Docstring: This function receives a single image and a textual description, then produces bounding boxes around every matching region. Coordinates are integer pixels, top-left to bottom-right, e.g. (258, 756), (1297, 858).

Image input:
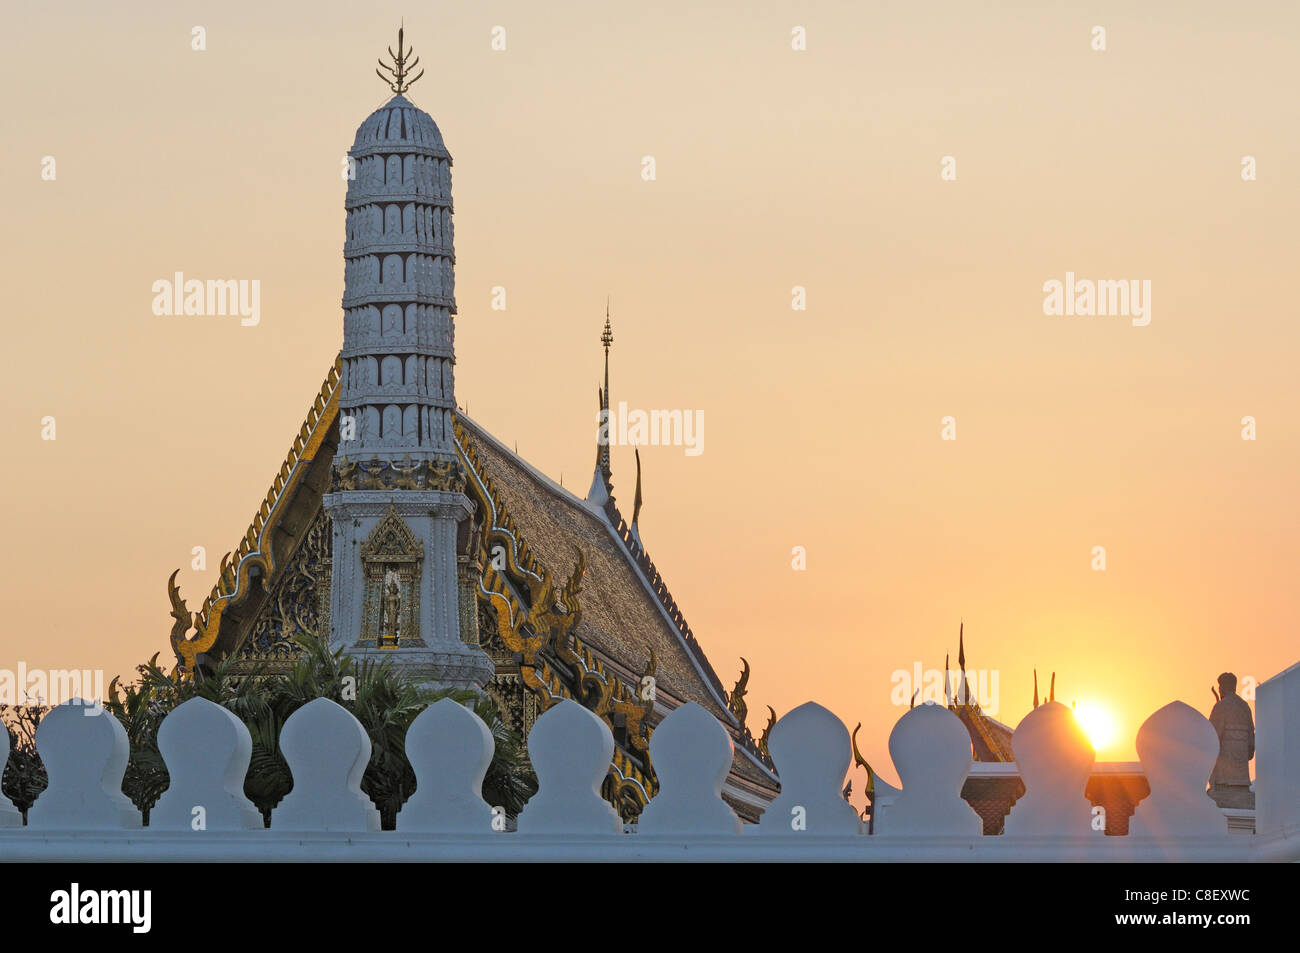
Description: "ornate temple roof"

(456, 414), (779, 799)
(167, 357), (780, 819)
(955, 706), (1016, 762)
(165, 30), (779, 818)
(458, 415), (732, 722)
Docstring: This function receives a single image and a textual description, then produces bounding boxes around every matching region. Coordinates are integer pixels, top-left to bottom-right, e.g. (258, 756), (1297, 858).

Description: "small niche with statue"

(358, 506), (424, 649)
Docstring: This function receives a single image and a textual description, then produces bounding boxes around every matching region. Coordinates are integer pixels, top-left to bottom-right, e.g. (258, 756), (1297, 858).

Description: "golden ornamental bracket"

(168, 570), (214, 678)
(758, 705), (777, 759)
(851, 722), (875, 801)
(729, 657), (750, 725)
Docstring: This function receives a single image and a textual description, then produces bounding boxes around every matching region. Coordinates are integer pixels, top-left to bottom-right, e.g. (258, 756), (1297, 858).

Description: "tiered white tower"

(322, 33), (492, 690)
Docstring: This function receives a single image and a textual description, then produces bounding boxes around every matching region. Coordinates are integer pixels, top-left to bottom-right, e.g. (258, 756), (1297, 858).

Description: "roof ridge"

(595, 496), (775, 773)
(599, 494), (729, 701)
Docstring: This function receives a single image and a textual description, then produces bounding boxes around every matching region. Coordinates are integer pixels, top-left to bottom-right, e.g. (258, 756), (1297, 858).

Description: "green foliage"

(5, 634), (541, 830)
(0, 703), (48, 822)
(476, 694), (538, 815)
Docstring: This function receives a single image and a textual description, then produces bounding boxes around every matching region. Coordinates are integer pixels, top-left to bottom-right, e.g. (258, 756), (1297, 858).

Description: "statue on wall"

(357, 506), (424, 649)
(1208, 672), (1255, 809)
(379, 568), (402, 648)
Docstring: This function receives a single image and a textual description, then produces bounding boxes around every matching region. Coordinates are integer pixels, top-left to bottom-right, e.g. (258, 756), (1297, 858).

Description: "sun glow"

(1072, 702), (1118, 752)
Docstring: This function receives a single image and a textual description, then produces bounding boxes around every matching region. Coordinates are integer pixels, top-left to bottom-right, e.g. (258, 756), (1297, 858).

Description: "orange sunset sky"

(3, 1), (1298, 795)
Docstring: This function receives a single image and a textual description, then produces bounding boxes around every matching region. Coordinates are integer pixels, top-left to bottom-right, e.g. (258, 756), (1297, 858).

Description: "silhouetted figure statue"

(1208, 672), (1255, 809)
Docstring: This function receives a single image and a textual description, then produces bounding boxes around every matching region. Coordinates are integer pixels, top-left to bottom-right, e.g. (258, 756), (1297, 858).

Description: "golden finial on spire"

(601, 298), (613, 352)
(376, 23), (424, 95)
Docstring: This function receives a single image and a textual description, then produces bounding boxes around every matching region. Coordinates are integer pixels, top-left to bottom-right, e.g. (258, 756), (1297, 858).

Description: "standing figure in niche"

(379, 568), (402, 648)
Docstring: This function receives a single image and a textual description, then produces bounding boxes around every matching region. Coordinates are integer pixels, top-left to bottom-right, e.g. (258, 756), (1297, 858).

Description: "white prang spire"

(321, 32), (492, 691)
(338, 92), (457, 461)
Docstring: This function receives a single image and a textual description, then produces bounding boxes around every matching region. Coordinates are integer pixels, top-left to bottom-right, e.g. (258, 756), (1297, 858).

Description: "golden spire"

(376, 23), (424, 95)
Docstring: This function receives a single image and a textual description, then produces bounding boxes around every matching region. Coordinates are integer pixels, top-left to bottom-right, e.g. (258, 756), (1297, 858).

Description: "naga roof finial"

(851, 724), (877, 829)
(376, 22), (424, 95)
(631, 448), (643, 530)
(729, 657), (750, 725)
(851, 722), (876, 807)
(758, 705), (777, 759)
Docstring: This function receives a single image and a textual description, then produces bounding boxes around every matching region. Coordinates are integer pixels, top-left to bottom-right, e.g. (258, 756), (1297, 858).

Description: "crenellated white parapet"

(1129, 701), (1229, 839)
(1002, 701), (1098, 837)
(399, 698), (495, 833)
(150, 698), (261, 831)
(26, 699), (140, 830)
(638, 702), (741, 835)
(516, 700), (623, 835)
(1, 675), (1297, 861)
(876, 702), (982, 837)
(273, 698), (381, 832)
(756, 701), (863, 835)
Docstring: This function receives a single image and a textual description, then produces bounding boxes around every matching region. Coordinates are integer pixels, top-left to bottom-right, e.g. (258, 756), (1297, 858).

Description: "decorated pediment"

(361, 505), (423, 563)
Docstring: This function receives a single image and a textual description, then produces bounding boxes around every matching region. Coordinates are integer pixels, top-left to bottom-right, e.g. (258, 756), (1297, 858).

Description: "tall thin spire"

(957, 621), (967, 705)
(588, 304), (616, 505)
(324, 65), (492, 691)
(600, 300), (613, 482)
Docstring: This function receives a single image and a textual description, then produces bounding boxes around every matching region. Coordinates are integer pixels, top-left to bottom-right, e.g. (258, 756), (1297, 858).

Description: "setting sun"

(1073, 703), (1119, 752)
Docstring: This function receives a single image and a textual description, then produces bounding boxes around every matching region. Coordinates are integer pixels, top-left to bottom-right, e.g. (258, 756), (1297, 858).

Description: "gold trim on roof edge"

(171, 358), (343, 676)
(953, 701), (1015, 762)
(454, 418), (656, 801)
